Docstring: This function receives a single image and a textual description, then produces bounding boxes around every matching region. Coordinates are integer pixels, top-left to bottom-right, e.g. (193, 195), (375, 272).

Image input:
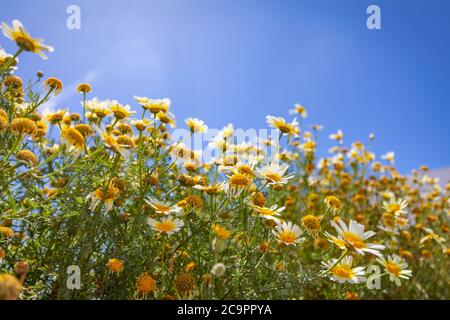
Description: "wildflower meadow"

(0, 19), (448, 300)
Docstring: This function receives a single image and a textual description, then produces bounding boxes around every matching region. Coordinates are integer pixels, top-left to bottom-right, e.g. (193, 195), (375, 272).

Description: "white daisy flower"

(321, 255), (365, 284)
(325, 219), (385, 257)
(147, 216), (184, 235)
(145, 197), (181, 215)
(377, 254), (412, 286)
(272, 221), (304, 245)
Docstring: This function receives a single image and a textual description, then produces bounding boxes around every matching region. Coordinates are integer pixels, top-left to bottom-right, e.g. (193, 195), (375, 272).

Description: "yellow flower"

(107, 258), (124, 273)
(289, 103), (307, 118)
(1, 19), (54, 59)
(301, 215), (321, 238)
(136, 273), (156, 296)
(77, 83), (92, 93)
(175, 274), (196, 296)
(16, 149), (38, 166)
(43, 77), (63, 96)
(324, 196), (343, 214)
(147, 216), (184, 235)
(61, 127), (85, 154)
(0, 227), (14, 238)
(10, 117), (36, 136)
(0, 273), (22, 300)
(213, 224), (231, 240)
(109, 101), (135, 120)
(266, 115), (299, 139)
(185, 117), (208, 133)
(272, 221), (304, 245)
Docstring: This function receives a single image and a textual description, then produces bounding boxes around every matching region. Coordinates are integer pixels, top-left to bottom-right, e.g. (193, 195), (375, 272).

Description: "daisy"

(266, 115), (299, 140)
(256, 162), (293, 185)
(382, 198), (408, 216)
(134, 96), (171, 114)
(289, 103), (308, 118)
(377, 254), (412, 286)
(329, 129), (343, 144)
(185, 117), (208, 133)
(324, 195), (343, 215)
(109, 101), (135, 120)
(381, 151), (395, 164)
(321, 256), (365, 284)
(61, 127), (84, 155)
(87, 183), (120, 213)
(147, 216), (184, 235)
(272, 221), (304, 245)
(145, 197), (181, 215)
(420, 228), (446, 246)
(224, 173), (251, 198)
(1, 19), (54, 59)
(325, 219), (385, 257)
(194, 184), (225, 195)
(250, 204), (284, 223)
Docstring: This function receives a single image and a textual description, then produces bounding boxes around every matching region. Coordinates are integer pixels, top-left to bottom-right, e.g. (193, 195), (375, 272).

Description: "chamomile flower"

(377, 254), (412, 286)
(185, 117), (208, 133)
(321, 256), (365, 284)
(256, 162), (293, 185)
(381, 151), (395, 164)
(1, 19), (54, 59)
(382, 198), (408, 216)
(250, 204), (284, 223)
(329, 129), (343, 144)
(134, 96), (171, 113)
(109, 101), (135, 120)
(266, 115), (299, 140)
(147, 216), (184, 235)
(289, 103), (307, 118)
(325, 219), (385, 257)
(272, 221), (304, 245)
(145, 197), (181, 215)
(87, 183), (120, 213)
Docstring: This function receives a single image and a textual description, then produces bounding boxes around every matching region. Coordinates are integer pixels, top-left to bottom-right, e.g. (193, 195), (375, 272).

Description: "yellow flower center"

(388, 203), (401, 213)
(230, 174), (249, 186)
(16, 36), (36, 52)
(279, 231), (297, 244)
(156, 221), (176, 233)
(265, 173), (282, 182)
(342, 232), (366, 249)
(154, 204), (171, 212)
(332, 265), (354, 279)
(385, 262), (401, 276)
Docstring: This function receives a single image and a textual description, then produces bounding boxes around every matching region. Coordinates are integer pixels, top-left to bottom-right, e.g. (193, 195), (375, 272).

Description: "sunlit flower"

(145, 197), (181, 215)
(107, 258), (124, 273)
(301, 215), (321, 238)
(43, 77), (63, 95)
(16, 149), (38, 166)
(321, 256), (365, 284)
(324, 196), (343, 215)
(272, 221), (304, 245)
(1, 19), (54, 59)
(325, 219), (385, 257)
(377, 254), (412, 286)
(147, 216), (184, 235)
(213, 224), (231, 240)
(329, 129), (343, 144)
(225, 173), (251, 197)
(250, 204), (284, 223)
(381, 151), (395, 164)
(266, 115), (299, 139)
(87, 183), (120, 213)
(10, 117), (36, 136)
(109, 101), (135, 120)
(194, 184), (224, 195)
(289, 103), (307, 118)
(256, 162), (293, 185)
(134, 96), (171, 113)
(61, 127), (84, 154)
(185, 117), (208, 133)
(136, 273), (156, 297)
(382, 198), (408, 216)
(77, 83), (91, 93)
(419, 228), (446, 246)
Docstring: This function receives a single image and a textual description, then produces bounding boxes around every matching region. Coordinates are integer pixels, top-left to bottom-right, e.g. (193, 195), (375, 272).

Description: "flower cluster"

(0, 20), (448, 300)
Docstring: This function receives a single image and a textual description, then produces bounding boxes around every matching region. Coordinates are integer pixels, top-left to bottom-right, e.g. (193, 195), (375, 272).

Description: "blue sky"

(1, 0), (449, 173)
